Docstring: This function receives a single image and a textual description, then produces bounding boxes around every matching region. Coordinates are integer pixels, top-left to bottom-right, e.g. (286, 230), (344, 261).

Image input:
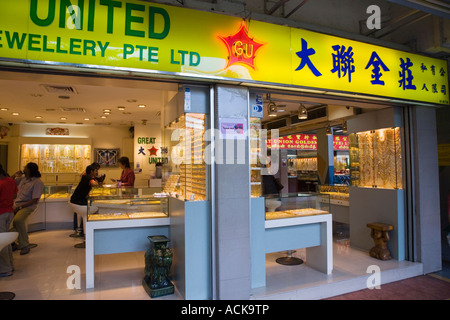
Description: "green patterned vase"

(142, 235), (174, 298)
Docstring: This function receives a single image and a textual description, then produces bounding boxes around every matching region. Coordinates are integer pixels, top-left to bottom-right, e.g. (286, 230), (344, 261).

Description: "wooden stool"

(367, 222), (393, 260)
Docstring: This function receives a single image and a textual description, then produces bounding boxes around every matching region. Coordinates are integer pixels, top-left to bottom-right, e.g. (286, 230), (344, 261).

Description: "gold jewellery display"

(349, 127), (402, 189)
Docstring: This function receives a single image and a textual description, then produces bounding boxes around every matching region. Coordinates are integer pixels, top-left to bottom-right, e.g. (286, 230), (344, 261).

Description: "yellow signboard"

(0, 0), (448, 105)
(438, 144), (450, 166)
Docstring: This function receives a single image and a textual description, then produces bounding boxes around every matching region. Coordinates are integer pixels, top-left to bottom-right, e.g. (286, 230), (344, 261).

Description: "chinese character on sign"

(295, 38), (322, 77)
(422, 84), (429, 91)
(398, 57), (416, 90)
(430, 65), (436, 75)
(365, 51), (390, 85)
(442, 85), (447, 95)
(331, 45), (355, 82)
(420, 63), (427, 72)
(440, 67), (446, 77)
(138, 147), (146, 155)
(432, 84), (438, 93)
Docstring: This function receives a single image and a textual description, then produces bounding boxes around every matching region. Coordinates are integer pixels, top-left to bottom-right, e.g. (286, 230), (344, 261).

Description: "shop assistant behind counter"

(111, 156), (135, 187)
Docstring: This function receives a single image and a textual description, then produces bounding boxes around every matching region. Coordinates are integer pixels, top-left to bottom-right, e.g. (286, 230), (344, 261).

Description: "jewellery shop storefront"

(0, 0), (447, 300)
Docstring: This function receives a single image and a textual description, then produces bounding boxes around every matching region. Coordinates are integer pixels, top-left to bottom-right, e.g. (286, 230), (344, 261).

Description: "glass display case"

(163, 113), (208, 201)
(20, 144), (91, 173)
(87, 191), (169, 221)
(318, 185), (349, 201)
(250, 117), (262, 198)
(264, 192), (330, 221)
(349, 127), (402, 189)
(41, 184), (74, 201)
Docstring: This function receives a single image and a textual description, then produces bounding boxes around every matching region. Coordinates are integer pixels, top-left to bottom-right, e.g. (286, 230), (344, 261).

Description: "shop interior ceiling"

(0, 70), (390, 130)
(259, 92), (389, 131)
(0, 71), (179, 127)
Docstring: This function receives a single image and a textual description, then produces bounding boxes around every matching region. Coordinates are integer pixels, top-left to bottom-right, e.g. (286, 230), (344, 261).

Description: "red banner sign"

(267, 134), (349, 150)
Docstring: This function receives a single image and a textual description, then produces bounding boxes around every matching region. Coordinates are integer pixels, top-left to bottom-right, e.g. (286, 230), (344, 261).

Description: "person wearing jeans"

(10, 162), (44, 255)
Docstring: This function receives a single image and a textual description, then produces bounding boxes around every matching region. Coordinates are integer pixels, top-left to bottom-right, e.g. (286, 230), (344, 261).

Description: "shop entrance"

(0, 70), (213, 299)
(249, 89), (414, 297)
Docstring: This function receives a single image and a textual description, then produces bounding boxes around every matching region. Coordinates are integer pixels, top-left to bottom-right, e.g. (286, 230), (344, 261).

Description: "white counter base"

(251, 197), (333, 289)
(85, 217), (170, 289)
(265, 214), (333, 275)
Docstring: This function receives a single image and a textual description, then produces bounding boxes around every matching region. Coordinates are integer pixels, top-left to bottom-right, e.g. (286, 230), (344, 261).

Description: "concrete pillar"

(214, 85), (251, 299)
(412, 106), (441, 273)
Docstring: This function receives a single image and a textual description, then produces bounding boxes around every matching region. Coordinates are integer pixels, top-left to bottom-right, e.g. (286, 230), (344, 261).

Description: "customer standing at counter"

(90, 162), (106, 184)
(10, 162), (44, 255)
(69, 164), (99, 248)
(0, 164), (17, 276)
(70, 162), (105, 238)
(112, 156), (135, 187)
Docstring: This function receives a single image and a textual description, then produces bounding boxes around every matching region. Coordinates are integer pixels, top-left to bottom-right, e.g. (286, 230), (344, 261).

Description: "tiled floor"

(0, 230), (180, 300)
(0, 229), (444, 300)
(251, 239), (424, 299)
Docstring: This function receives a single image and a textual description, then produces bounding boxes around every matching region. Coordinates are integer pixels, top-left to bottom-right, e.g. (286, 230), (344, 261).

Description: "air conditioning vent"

(60, 107), (86, 113)
(94, 122), (111, 126)
(42, 85), (78, 94)
(25, 120), (44, 124)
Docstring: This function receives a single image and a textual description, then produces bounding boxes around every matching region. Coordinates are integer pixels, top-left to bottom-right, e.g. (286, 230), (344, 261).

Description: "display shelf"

(318, 185), (349, 204)
(41, 184), (74, 201)
(87, 190), (168, 222)
(349, 127), (402, 189)
(20, 143), (91, 174)
(250, 118), (262, 198)
(264, 192), (330, 221)
(163, 113), (208, 201)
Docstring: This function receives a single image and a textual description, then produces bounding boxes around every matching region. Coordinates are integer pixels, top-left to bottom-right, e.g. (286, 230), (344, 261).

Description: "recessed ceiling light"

(84, 118), (90, 121)
(117, 106), (125, 111)
(101, 115), (107, 119)
(12, 112), (19, 116)
(60, 117), (67, 120)
(127, 99), (137, 103)
(1, 108), (9, 111)
(138, 104), (146, 108)
(103, 109), (111, 112)
(103, 111), (111, 115)
(35, 116), (42, 119)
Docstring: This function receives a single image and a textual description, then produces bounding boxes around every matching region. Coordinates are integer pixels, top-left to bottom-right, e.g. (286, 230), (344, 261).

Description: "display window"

(251, 89), (406, 265)
(349, 127), (402, 189)
(162, 113), (209, 201)
(20, 144), (91, 173)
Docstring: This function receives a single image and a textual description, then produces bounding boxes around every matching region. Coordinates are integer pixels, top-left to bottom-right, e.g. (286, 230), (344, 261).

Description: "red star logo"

(148, 146), (158, 156)
(219, 22), (264, 69)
